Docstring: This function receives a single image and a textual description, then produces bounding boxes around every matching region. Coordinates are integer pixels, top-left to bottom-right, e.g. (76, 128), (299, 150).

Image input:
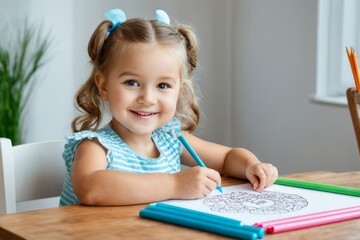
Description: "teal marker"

(173, 128), (223, 193)
(152, 203), (242, 227)
(139, 207), (261, 240)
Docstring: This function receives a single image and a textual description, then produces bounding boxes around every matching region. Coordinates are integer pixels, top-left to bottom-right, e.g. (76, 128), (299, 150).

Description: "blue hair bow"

(156, 9), (170, 25)
(105, 9), (126, 36)
(104, 9), (170, 38)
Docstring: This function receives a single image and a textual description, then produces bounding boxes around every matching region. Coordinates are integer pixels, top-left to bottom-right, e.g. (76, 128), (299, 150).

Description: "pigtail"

(71, 73), (102, 132)
(177, 24), (198, 74)
(176, 80), (200, 132)
(88, 21), (112, 66)
(175, 24), (200, 132)
(71, 21), (111, 132)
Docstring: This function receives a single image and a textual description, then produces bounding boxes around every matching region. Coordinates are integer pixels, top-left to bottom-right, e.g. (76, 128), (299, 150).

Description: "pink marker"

(253, 205), (360, 229)
(266, 209), (360, 233)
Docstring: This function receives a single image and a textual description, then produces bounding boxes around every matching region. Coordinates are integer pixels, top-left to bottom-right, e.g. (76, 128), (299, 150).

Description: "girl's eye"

(125, 80), (139, 87)
(158, 82), (170, 89)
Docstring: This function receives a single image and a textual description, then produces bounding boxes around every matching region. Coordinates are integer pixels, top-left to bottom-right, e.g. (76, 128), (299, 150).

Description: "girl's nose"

(137, 88), (157, 105)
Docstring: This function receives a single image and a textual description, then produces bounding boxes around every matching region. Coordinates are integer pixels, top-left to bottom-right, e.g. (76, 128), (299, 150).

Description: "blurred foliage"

(0, 23), (51, 145)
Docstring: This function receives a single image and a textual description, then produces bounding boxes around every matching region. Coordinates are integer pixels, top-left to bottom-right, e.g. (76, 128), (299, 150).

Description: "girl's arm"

(71, 139), (221, 206)
(181, 132), (278, 191)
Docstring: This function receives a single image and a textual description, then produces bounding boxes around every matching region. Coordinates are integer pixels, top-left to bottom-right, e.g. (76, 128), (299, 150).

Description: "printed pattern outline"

(203, 191), (308, 215)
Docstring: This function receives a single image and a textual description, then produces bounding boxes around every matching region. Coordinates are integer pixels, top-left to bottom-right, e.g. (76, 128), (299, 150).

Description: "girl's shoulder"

(62, 125), (118, 168)
(64, 125), (115, 152)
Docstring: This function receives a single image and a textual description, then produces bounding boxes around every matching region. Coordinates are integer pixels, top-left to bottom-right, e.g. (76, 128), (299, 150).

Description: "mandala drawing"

(203, 191), (308, 215)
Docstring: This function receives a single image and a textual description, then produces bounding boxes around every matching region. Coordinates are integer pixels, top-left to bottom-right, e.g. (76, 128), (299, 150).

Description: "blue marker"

(173, 128), (223, 193)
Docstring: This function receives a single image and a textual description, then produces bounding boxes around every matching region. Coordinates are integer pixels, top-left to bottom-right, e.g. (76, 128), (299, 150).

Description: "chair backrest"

(346, 87), (360, 156)
(0, 138), (66, 214)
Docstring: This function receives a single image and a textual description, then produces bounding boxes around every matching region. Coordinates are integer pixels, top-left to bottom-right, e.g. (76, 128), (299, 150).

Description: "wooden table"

(0, 171), (359, 240)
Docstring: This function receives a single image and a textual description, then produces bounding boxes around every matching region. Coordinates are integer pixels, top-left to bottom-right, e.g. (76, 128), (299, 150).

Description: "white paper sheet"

(161, 184), (360, 225)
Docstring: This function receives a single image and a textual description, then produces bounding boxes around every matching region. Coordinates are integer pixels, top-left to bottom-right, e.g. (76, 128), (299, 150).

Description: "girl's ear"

(95, 73), (108, 100)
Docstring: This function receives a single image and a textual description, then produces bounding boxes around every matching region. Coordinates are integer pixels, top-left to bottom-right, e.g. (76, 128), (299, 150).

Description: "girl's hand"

(172, 166), (221, 199)
(245, 163), (278, 191)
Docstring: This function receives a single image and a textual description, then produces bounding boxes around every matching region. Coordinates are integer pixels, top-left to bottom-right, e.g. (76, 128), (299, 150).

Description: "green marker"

(275, 178), (360, 197)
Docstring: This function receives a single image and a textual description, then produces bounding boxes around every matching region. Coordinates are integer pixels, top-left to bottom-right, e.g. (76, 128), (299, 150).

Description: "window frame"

(315, 0), (359, 105)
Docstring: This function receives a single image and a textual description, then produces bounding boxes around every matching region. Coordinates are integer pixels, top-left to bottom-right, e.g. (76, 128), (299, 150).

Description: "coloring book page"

(161, 183), (360, 225)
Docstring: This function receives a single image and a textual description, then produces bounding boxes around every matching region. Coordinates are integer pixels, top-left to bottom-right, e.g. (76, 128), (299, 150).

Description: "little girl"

(60, 9), (278, 206)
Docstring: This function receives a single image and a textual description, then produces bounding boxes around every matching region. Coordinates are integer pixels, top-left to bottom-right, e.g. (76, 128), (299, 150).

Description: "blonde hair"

(72, 18), (200, 132)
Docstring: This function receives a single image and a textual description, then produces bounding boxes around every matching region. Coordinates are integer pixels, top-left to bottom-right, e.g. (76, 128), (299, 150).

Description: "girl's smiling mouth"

(130, 110), (158, 119)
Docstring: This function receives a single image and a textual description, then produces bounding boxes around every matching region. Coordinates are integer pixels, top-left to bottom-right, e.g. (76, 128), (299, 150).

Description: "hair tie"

(105, 9), (126, 37)
(156, 9), (170, 25)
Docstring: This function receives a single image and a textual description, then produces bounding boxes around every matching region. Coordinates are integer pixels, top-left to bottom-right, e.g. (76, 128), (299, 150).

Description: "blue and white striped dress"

(59, 118), (182, 206)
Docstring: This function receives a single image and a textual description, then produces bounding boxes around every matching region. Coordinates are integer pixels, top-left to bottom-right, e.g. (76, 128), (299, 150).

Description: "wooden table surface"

(0, 171), (359, 240)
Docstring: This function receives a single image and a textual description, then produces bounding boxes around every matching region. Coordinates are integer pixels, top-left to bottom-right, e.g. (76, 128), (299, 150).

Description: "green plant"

(0, 23), (51, 145)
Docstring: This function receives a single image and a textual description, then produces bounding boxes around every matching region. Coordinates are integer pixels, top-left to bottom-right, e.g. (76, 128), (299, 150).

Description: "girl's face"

(97, 44), (182, 139)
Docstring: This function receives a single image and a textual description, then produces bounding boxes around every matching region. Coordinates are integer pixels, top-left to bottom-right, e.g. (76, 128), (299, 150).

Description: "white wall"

(232, 0), (360, 174)
(1, 0), (359, 174)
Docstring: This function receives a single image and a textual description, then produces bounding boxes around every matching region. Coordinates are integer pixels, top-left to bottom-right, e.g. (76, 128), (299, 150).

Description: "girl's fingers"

(247, 163), (278, 191)
(267, 165), (279, 186)
(206, 168), (222, 189)
(247, 174), (260, 190)
(253, 166), (267, 190)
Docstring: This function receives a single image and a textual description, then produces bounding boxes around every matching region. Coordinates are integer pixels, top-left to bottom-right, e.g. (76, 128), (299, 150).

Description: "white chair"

(0, 138), (66, 214)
